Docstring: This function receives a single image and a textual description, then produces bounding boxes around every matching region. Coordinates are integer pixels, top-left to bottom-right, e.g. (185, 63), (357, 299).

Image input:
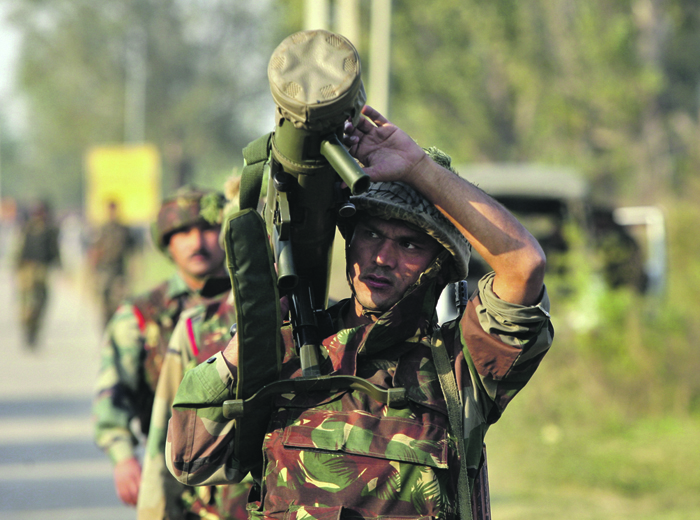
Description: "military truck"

(438, 164), (666, 322)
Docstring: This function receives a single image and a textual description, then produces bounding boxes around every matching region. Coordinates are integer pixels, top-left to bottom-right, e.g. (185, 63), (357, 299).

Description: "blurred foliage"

(4, 0), (700, 210)
(528, 191), (700, 423)
(390, 0), (700, 206)
(2, 0), (278, 209)
(481, 190), (700, 517)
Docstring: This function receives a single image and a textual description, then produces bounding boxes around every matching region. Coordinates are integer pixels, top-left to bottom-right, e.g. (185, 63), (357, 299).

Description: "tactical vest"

(253, 281), (465, 520)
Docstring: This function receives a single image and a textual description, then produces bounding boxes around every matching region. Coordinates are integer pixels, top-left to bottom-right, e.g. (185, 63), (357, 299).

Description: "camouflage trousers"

(16, 262), (49, 347)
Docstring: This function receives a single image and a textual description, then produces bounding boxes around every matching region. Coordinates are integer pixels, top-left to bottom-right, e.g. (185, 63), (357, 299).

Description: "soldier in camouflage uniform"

(137, 267), (251, 520)
(15, 200), (61, 348)
(93, 186), (228, 509)
(165, 106), (554, 520)
(135, 280), (248, 519)
(89, 200), (137, 326)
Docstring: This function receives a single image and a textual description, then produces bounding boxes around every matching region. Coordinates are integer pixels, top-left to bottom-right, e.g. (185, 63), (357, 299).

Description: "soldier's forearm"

(410, 158), (546, 305)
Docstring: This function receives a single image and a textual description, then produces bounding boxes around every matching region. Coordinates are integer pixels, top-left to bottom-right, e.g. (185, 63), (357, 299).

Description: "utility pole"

(304, 0), (330, 30)
(368, 0), (391, 117)
(304, 0), (392, 117)
(0, 123), (3, 219)
(334, 0), (360, 47)
(124, 26), (147, 143)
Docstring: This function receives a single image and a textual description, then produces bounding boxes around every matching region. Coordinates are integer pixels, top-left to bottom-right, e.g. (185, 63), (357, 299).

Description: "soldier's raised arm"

(343, 105), (546, 305)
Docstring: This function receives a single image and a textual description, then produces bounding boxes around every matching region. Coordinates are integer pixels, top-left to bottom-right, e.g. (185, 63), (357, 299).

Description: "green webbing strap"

(222, 375), (408, 419)
(223, 208), (281, 471)
(239, 132), (273, 211)
(225, 208), (281, 397)
(431, 330), (473, 520)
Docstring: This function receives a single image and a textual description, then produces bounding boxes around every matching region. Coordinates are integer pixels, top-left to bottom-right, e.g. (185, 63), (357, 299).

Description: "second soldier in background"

(93, 186), (248, 518)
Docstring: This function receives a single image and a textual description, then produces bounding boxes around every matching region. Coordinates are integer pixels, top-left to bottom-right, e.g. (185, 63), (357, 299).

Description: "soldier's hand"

(343, 105), (429, 185)
(114, 456), (141, 506)
(223, 333), (239, 369)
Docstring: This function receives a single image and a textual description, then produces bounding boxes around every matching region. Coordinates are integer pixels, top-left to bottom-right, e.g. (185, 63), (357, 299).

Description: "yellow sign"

(85, 144), (161, 225)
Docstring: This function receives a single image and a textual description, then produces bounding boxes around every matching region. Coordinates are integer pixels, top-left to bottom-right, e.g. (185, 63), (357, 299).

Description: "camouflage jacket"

(91, 220), (135, 274)
(92, 274), (231, 465)
(166, 270), (553, 520)
(138, 292), (252, 520)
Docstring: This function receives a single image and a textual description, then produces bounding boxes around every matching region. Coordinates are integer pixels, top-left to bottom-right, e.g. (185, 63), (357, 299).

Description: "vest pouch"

(281, 409), (449, 468)
(253, 506), (438, 520)
(223, 209), (282, 471)
(250, 505), (344, 520)
(259, 408), (448, 519)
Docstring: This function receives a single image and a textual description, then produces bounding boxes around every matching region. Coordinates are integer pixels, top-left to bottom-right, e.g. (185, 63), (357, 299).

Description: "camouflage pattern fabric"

(93, 275), (231, 465)
(165, 267), (553, 520)
(138, 291), (253, 520)
(92, 274), (194, 465)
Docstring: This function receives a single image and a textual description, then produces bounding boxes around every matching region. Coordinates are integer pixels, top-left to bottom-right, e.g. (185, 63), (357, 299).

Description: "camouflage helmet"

(345, 148), (471, 283)
(152, 185), (226, 252)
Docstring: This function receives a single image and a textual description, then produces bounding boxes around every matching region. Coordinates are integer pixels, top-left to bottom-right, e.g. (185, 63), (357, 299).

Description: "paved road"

(0, 248), (134, 519)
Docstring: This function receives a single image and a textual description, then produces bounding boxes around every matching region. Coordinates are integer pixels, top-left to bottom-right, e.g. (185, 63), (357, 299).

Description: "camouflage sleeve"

(92, 303), (144, 464)
(458, 270), (553, 419)
(165, 351), (245, 487)
(137, 319), (191, 520)
(446, 271), (553, 475)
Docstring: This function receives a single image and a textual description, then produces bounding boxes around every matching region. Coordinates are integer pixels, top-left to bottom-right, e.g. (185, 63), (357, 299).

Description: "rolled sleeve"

(458, 272), (554, 419)
(172, 351), (236, 412)
(476, 272), (551, 336)
(474, 271), (553, 365)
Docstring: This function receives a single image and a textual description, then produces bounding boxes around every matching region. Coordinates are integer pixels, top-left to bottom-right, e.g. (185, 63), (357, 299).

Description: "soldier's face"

(168, 223), (225, 287)
(346, 217), (442, 313)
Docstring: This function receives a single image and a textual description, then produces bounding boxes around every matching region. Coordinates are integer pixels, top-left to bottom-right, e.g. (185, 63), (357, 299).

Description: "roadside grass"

(488, 404), (700, 519)
(485, 308), (700, 520)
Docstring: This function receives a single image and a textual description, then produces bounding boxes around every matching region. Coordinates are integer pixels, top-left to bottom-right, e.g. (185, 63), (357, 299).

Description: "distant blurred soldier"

(93, 186), (228, 509)
(89, 200), (136, 326)
(15, 200), (61, 348)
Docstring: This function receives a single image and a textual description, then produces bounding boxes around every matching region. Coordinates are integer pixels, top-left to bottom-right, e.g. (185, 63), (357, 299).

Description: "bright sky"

(0, 4), (24, 132)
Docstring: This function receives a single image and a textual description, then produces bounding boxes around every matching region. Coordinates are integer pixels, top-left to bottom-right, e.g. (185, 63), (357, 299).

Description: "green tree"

(6, 0), (276, 209)
(390, 1), (665, 200)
